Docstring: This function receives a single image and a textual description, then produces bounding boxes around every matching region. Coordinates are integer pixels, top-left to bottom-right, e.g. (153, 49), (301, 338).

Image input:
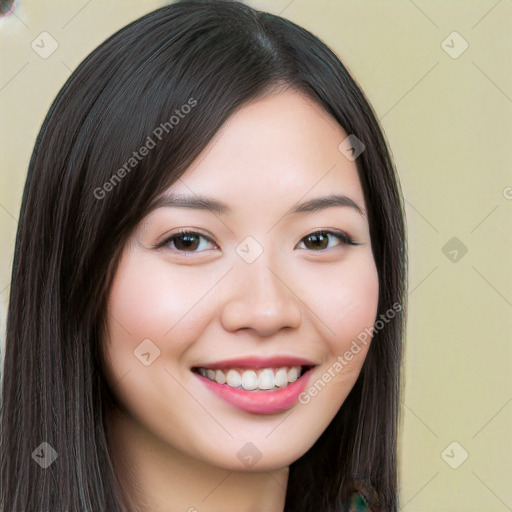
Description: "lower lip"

(194, 368), (314, 415)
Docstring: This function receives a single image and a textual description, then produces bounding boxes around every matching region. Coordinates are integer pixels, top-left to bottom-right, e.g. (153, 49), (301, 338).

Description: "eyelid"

(153, 229), (218, 252)
(295, 229), (360, 249)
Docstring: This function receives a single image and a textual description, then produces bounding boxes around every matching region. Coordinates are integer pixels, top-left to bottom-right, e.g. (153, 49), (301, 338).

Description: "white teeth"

(274, 368), (288, 388)
(226, 369), (242, 388)
(258, 368), (275, 390)
(241, 370), (258, 390)
(287, 367), (299, 382)
(198, 365), (304, 391)
(215, 369), (226, 385)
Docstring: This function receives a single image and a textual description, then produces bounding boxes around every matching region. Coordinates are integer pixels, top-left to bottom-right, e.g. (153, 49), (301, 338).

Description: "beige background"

(1, 1), (511, 510)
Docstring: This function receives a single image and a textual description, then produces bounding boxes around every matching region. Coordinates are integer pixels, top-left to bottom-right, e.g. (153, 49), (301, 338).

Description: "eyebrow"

(151, 193), (365, 217)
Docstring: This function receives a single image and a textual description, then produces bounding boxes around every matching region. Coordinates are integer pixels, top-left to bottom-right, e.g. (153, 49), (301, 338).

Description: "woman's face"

(103, 89), (379, 472)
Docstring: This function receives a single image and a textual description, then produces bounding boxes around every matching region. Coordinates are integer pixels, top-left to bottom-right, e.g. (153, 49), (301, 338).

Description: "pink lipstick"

(192, 356), (316, 414)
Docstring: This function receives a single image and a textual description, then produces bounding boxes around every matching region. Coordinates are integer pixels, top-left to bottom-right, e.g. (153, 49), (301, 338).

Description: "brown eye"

(297, 230), (358, 251)
(303, 232), (330, 250)
(159, 231), (217, 254)
(173, 233), (200, 251)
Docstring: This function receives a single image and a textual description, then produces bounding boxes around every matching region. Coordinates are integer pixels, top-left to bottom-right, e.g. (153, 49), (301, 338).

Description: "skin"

(102, 89), (379, 512)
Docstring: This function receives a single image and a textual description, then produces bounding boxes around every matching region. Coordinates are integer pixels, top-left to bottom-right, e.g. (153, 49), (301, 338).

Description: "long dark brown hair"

(0, 1), (407, 510)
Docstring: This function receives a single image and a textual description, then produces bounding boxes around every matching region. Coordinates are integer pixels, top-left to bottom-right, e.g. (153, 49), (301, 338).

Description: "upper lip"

(193, 355), (318, 369)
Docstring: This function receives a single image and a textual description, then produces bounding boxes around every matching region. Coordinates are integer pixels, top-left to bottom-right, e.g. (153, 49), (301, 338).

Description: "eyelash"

(154, 229), (360, 256)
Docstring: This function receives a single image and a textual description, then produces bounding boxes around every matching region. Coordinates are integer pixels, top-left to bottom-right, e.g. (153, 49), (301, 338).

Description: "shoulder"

(349, 491), (372, 512)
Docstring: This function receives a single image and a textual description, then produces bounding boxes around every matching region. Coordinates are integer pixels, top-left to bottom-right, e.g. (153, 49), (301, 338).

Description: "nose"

(220, 258), (302, 337)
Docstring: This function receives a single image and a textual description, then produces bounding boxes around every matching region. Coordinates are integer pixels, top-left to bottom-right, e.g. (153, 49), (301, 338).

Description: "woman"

(0, 1), (407, 511)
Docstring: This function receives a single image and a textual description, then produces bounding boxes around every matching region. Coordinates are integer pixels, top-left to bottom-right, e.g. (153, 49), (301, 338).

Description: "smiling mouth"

(191, 365), (314, 392)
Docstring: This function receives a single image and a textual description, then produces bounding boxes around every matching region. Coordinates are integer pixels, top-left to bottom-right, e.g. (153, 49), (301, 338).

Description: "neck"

(106, 406), (289, 512)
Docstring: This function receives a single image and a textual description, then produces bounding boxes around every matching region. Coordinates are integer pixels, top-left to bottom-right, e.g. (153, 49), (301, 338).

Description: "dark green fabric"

(349, 491), (371, 511)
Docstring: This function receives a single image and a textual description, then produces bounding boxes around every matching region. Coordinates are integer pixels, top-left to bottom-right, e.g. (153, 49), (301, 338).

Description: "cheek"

(294, 254), (379, 426)
(100, 250), (221, 441)
(299, 251), (379, 363)
(102, 249), (215, 381)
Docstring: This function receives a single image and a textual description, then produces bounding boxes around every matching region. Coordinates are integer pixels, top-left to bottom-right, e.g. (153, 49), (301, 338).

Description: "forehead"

(165, 90), (365, 213)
